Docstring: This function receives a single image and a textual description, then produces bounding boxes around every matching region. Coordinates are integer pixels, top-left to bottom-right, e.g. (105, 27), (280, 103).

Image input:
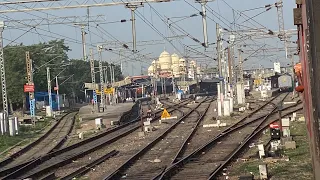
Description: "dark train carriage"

(199, 79), (219, 95)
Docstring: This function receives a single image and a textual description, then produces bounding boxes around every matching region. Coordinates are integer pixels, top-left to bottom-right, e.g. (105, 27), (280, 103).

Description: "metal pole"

(89, 48), (98, 112)
(200, 1), (208, 48)
(119, 50), (123, 73)
(81, 26), (87, 61)
(290, 54), (295, 98)
(131, 7), (137, 52)
(238, 49), (244, 85)
(26, 51), (36, 123)
(98, 46), (105, 111)
(109, 64), (114, 104)
(0, 21), (8, 117)
(55, 76), (60, 111)
(172, 75), (176, 95)
(227, 47), (232, 83)
(216, 23), (223, 92)
(112, 64), (115, 83)
(140, 102), (144, 132)
(47, 67), (53, 113)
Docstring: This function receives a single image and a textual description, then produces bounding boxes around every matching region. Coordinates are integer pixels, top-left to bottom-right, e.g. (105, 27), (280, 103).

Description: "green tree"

(1, 39), (122, 111)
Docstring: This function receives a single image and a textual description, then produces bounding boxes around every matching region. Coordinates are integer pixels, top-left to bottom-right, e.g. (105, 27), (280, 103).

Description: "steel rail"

(59, 99), (192, 180)
(1, 100), (191, 179)
(0, 110), (77, 169)
(158, 93), (296, 179)
(103, 97), (210, 180)
(59, 150), (119, 180)
(50, 112), (77, 152)
(152, 98), (214, 180)
(207, 106), (302, 179)
(0, 99), (187, 176)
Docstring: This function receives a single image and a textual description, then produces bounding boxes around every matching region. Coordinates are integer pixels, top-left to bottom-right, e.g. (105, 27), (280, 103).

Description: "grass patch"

(230, 121), (313, 179)
(0, 117), (52, 157)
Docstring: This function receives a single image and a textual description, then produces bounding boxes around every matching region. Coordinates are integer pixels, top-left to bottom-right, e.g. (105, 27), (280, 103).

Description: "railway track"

(156, 92), (302, 180)
(0, 98), (191, 180)
(103, 96), (213, 180)
(0, 111), (77, 170)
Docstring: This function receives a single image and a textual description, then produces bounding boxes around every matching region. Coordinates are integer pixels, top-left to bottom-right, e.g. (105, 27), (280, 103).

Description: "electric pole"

(126, 4), (142, 53)
(81, 25), (87, 61)
(238, 49), (244, 85)
(97, 46), (105, 112)
(26, 51), (36, 122)
(46, 67), (53, 115)
(55, 76), (60, 111)
(216, 23), (223, 93)
(0, 21), (8, 117)
(227, 48), (232, 83)
(74, 24), (88, 62)
(275, 0), (288, 58)
(197, 0), (208, 48)
(90, 48), (98, 112)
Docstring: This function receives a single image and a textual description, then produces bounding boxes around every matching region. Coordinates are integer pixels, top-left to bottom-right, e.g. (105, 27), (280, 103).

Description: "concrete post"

(9, 118), (15, 136)
(229, 97), (233, 113)
(217, 83), (221, 99)
(0, 115), (4, 135)
(217, 98), (222, 116)
(14, 117), (19, 135)
(223, 98), (230, 116)
(236, 82), (245, 104)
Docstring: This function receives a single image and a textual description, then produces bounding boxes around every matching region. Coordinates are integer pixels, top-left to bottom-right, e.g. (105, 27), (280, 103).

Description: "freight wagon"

(278, 74), (293, 92)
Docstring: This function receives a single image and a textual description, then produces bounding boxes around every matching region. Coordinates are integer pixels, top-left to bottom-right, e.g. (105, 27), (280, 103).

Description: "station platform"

(78, 102), (134, 121)
(78, 103), (135, 132)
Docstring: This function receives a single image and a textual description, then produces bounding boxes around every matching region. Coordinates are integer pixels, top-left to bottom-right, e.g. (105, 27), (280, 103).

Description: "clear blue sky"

(1, 0), (296, 76)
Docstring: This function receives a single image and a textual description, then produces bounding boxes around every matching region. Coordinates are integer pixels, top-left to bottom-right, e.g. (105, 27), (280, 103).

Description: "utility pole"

(126, 4), (142, 53)
(0, 21), (8, 117)
(112, 64), (115, 83)
(119, 50), (123, 73)
(55, 76), (60, 111)
(197, 0), (208, 48)
(97, 46), (105, 112)
(74, 24), (88, 62)
(236, 48), (245, 104)
(109, 64), (113, 84)
(290, 54), (295, 98)
(81, 25), (87, 61)
(216, 23), (223, 94)
(275, 0), (288, 58)
(46, 67), (53, 114)
(109, 64), (114, 105)
(26, 51), (36, 124)
(104, 67), (108, 84)
(238, 49), (244, 85)
(89, 48), (98, 112)
(227, 48), (232, 83)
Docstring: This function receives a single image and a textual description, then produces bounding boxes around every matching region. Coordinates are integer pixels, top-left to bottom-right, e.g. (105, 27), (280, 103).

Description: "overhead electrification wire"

(4, 27), (35, 47)
(1, 0), (154, 63)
